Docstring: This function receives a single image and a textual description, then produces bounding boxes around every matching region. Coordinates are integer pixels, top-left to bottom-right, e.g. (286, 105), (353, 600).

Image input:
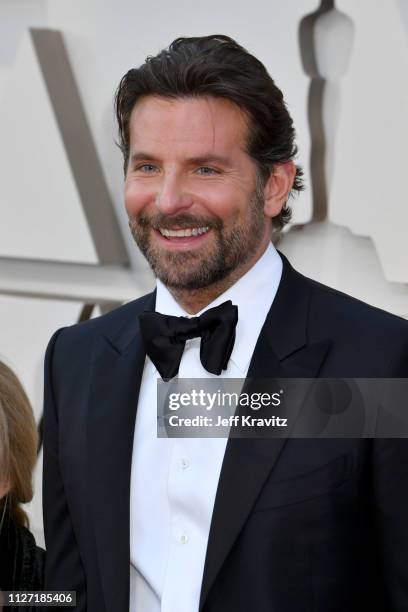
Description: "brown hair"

(0, 361), (38, 528)
(115, 34), (304, 231)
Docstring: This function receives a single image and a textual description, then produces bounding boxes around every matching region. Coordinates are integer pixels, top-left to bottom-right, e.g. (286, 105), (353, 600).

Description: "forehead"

(127, 95), (250, 157)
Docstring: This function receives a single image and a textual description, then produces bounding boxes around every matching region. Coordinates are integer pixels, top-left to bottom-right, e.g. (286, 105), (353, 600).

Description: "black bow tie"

(138, 300), (238, 380)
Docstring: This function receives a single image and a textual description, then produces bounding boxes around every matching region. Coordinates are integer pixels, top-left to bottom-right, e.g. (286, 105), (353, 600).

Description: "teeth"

(159, 226), (209, 238)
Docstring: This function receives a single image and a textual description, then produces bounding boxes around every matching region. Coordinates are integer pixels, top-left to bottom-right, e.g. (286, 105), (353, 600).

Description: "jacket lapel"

(87, 292), (155, 612)
(199, 254), (332, 609)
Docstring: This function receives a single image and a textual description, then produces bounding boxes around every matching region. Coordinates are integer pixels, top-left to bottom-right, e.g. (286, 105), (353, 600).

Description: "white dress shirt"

(129, 243), (282, 612)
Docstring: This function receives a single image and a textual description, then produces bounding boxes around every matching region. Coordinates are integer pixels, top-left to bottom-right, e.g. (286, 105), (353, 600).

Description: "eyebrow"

(187, 154), (232, 166)
(129, 151), (232, 166)
(130, 152), (160, 163)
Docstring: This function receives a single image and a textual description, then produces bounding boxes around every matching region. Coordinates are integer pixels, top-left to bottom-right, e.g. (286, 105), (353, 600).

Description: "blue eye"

(196, 167), (218, 175)
(137, 164), (158, 173)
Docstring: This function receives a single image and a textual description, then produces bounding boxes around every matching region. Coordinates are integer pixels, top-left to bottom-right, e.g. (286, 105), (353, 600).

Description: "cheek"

(202, 185), (246, 219)
(124, 180), (154, 216)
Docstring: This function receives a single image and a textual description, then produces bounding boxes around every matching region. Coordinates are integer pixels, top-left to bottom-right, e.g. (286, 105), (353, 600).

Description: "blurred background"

(0, 0), (407, 545)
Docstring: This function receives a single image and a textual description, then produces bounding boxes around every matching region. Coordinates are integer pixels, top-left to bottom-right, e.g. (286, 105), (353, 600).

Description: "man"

(43, 35), (408, 611)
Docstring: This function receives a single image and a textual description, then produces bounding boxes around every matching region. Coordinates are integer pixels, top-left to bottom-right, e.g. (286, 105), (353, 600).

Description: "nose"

(155, 172), (194, 215)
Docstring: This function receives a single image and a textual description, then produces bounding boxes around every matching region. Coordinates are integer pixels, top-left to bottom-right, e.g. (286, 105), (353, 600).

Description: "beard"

(128, 185), (267, 290)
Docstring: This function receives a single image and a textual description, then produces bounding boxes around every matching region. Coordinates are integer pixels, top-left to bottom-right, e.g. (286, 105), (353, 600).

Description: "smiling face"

(125, 95), (285, 292)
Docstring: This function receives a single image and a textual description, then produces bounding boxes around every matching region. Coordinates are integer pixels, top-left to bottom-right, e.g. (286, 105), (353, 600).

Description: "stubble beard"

(128, 186), (267, 291)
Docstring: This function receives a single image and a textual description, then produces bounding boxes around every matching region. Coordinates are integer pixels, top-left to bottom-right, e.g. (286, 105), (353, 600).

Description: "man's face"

(124, 95), (272, 290)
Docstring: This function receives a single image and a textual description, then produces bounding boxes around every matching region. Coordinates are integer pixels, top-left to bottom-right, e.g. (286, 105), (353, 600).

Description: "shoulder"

(277, 252), (408, 374)
(18, 526), (45, 591)
(44, 292), (155, 388)
(47, 291), (155, 356)
(279, 251), (408, 336)
(290, 263), (408, 375)
(305, 274), (408, 338)
(0, 522), (45, 591)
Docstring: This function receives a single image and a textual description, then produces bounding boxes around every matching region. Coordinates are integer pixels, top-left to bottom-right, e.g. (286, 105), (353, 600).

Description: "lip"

(153, 228), (212, 250)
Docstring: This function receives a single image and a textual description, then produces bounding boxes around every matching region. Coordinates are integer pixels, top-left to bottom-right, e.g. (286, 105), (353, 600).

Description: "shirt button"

(179, 533), (188, 544)
(180, 458), (190, 469)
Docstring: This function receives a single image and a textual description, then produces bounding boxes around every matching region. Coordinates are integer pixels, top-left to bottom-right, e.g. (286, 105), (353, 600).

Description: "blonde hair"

(0, 361), (38, 528)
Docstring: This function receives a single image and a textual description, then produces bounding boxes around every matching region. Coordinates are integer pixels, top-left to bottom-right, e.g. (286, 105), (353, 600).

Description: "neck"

(168, 241), (269, 314)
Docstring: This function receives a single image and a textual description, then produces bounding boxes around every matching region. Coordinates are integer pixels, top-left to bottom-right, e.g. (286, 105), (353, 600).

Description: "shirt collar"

(153, 242), (282, 374)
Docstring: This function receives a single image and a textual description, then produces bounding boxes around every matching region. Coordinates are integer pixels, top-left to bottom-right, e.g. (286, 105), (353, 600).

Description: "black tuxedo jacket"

(43, 254), (408, 612)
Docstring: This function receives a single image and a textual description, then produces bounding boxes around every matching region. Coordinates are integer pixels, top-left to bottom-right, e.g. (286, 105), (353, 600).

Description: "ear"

(263, 162), (296, 219)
